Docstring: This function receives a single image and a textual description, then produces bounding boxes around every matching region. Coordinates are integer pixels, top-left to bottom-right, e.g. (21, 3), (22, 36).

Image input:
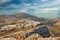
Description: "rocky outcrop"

(24, 26), (51, 39)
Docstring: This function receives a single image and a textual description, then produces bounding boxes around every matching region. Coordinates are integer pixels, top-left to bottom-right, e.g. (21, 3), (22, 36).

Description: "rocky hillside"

(0, 13), (56, 26)
(0, 13), (60, 40)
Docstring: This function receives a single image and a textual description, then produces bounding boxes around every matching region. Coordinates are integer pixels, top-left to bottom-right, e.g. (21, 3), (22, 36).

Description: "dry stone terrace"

(0, 19), (41, 32)
(0, 25), (44, 40)
(0, 18), (58, 40)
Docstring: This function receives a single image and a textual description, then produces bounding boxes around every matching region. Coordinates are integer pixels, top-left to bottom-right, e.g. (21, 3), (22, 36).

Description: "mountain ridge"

(0, 13), (47, 22)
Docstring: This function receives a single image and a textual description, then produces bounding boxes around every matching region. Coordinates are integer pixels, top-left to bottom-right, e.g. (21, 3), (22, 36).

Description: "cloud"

(27, 7), (60, 18)
(7, 4), (21, 8)
(19, 10), (27, 13)
(34, 3), (37, 5)
(0, 0), (11, 4)
(1, 3), (31, 10)
(42, 8), (60, 10)
(40, 0), (60, 7)
(1, 3), (60, 15)
(22, 3), (31, 6)
(0, 3), (31, 15)
(41, 0), (48, 2)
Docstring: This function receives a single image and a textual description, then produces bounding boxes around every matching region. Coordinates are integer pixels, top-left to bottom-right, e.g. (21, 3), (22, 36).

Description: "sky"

(0, 0), (60, 18)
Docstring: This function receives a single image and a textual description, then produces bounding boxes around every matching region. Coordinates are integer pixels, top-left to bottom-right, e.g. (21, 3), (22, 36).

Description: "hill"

(0, 13), (60, 40)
